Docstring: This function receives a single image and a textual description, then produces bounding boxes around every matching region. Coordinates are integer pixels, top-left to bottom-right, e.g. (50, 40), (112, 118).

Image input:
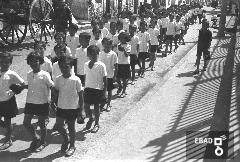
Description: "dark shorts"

(165, 35), (174, 42)
(24, 103), (49, 116)
(84, 88), (106, 105)
(116, 64), (131, 79)
(130, 54), (139, 66)
(161, 28), (167, 35)
(138, 52), (148, 60)
(150, 45), (158, 53)
(76, 74), (85, 87)
(56, 108), (79, 120)
(107, 78), (115, 91)
(0, 96), (18, 118)
(174, 34), (181, 40)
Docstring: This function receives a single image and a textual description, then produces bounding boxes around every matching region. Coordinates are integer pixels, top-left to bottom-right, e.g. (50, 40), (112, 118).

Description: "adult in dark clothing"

(52, 0), (72, 34)
(193, 20), (212, 74)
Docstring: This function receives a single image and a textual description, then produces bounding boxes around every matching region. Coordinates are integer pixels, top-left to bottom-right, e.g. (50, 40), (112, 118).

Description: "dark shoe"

(117, 86), (122, 95)
(35, 142), (47, 152)
(182, 42), (185, 45)
(65, 147), (76, 157)
(0, 140), (12, 150)
(193, 69), (199, 75)
(84, 119), (94, 130)
(106, 104), (112, 112)
(91, 124), (100, 133)
(29, 139), (40, 151)
(100, 104), (105, 112)
(151, 68), (154, 71)
(77, 115), (85, 124)
(61, 140), (70, 153)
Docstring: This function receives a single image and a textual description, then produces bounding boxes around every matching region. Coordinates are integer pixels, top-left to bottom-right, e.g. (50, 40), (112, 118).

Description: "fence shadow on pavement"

(142, 25), (240, 162)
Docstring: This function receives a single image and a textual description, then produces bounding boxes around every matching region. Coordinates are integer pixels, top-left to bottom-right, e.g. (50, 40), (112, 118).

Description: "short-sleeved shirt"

(130, 35), (140, 55)
(161, 17), (170, 28)
(175, 21), (183, 34)
(75, 47), (89, 75)
(101, 27), (109, 38)
(66, 34), (79, 58)
(166, 21), (176, 36)
(106, 33), (119, 53)
(89, 39), (103, 51)
(117, 43), (131, 64)
(41, 57), (53, 75)
(26, 70), (54, 104)
(55, 74), (83, 109)
(148, 28), (160, 45)
(0, 69), (24, 102)
(52, 61), (75, 82)
(137, 31), (150, 52)
(84, 61), (107, 90)
(50, 46), (72, 58)
(99, 50), (118, 78)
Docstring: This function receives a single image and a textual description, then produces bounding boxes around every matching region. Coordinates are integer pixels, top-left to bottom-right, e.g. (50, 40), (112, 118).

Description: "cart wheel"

(29, 0), (54, 43)
(0, 14), (28, 46)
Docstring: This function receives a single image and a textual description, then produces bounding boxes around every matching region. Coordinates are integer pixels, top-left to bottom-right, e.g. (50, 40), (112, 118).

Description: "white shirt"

(130, 35), (139, 55)
(0, 69), (24, 102)
(55, 74), (83, 109)
(66, 34), (79, 58)
(84, 61), (107, 90)
(175, 21), (183, 35)
(157, 19), (163, 29)
(117, 43), (131, 64)
(137, 31), (150, 52)
(99, 50), (118, 78)
(101, 27), (109, 38)
(75, 47), (89, 75)
(148, 27), (160, 45)
(41, 57), (52, 75)
(166, 21), (176, 36)
(50, 46), (72, 58)
(106, 32), (119, 53)
(123, 18), (130, 31)
(52, 62), (75, 82)
(26, 70), (54, 104)
(161, 17), (170, 28)
(89, 38), (103, 51)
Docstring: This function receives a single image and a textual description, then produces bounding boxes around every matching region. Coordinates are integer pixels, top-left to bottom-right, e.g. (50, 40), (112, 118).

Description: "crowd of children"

(0, 1), (210, 158)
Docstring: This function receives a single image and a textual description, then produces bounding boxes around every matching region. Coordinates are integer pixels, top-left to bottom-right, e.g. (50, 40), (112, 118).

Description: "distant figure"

(193, 21), (212, 74)
(52, 0), (72, 34)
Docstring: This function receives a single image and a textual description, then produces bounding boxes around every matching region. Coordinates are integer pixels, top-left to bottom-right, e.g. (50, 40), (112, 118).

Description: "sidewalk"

(64, 17), (239, 162)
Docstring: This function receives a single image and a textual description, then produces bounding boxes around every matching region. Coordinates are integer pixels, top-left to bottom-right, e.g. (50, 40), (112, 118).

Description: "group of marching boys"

(0, 2), (210, 157)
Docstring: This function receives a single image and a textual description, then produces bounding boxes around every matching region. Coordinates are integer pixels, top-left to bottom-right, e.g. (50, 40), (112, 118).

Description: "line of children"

(0, 2), (206, 157)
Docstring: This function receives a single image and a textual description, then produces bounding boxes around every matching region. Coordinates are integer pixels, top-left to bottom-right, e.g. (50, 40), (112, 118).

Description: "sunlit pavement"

(1, 7), (239, 162)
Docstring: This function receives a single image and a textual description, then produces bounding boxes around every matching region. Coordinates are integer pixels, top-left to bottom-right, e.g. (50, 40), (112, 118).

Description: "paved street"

(1, 6), (239, 162)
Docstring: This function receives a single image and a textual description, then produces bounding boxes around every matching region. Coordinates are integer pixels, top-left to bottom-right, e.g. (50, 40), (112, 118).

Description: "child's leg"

(38, 116), (47, 144)
(0, 117), (13, 150)
(23, 114), (40, 141)
(122, 79), (128, 94)
(66, 119), (76, 148)
(84, 103), (94, 130)
(116, 78), (122, 94)
(141, 58), (146, 75)
(131, 63), (135, 81)
(3, 117), (12, 142)
(107, 90), (112, 106)
(93, 104), (100, 126)
(55, 116), (69, 152)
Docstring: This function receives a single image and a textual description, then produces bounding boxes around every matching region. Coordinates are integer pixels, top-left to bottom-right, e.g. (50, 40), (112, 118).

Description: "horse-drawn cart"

(0, 0), (54, 46)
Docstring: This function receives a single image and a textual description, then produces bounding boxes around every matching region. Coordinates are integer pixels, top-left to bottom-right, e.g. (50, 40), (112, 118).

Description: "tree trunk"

(217, 0), (228, 37)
